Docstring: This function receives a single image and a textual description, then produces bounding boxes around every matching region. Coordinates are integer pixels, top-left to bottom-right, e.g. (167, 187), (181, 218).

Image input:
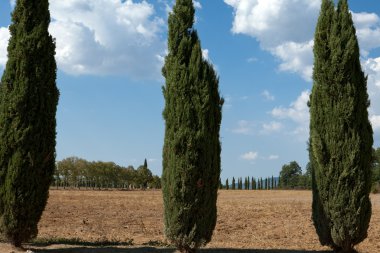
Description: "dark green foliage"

(232, 177), (235, 190)
(219, 179), (223, 190)
(225, 179), (229, 190)
(271, 176), (274, 190)
(310, 0), (373, 251)
(161, 0), (223, 251)
(251, 177), (256, 190)
(279, 161), (302, 189)
(0, 0), (59, 247)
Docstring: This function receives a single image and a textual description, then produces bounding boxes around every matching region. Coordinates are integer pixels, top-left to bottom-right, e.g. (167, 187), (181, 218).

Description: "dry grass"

(0, 190), (379, 252)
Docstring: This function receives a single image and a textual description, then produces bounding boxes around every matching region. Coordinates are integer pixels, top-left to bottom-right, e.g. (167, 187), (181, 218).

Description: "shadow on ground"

(31, 246), (332, 253)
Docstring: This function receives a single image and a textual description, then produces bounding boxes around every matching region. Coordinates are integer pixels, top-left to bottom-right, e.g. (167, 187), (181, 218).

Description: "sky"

(0, 0), (379, 181)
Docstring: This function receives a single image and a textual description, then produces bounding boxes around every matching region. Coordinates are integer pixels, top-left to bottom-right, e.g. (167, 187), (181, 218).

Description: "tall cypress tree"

(0, 0), (59, 247)
(161, 0), (223, 252)
(310, 0), (373, 252)
(226, 178), (229, 190)
(232, 177), (235, 190)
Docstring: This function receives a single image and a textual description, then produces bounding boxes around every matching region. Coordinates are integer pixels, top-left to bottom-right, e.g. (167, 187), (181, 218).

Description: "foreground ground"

(0, 190), (379, 252)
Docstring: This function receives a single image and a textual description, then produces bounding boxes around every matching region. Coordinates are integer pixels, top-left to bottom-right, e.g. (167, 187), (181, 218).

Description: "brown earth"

(0, 190), (379, 253)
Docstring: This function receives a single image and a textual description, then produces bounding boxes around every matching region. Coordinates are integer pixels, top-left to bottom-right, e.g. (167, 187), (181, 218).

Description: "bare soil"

(0, 190), (379, 252)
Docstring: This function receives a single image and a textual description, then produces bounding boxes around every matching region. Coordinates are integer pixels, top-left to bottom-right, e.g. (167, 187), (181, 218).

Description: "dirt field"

(0, 190), (379, 253)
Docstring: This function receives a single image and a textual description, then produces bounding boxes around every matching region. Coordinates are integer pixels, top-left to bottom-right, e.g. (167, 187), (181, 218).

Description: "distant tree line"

(222, 176), (279, 190)
(53, 157), (161, 190)
(222, 150), (380, 192)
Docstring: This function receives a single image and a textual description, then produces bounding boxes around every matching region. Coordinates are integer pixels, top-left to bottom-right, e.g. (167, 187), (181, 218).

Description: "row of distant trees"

(222, 148), (380, 192)
(53, 157), (161, 190)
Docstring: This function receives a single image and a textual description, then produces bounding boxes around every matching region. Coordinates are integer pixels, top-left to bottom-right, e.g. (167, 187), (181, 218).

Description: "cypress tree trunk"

(310, 0), (373, 252)
(0, 0), (58, 247)
(161, 0), (223, 252)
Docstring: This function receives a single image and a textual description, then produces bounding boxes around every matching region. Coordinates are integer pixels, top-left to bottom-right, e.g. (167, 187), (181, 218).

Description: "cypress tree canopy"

(161, 0), (223, 252)
(0, 0), (59, 247)
(310, 0), (373, 251)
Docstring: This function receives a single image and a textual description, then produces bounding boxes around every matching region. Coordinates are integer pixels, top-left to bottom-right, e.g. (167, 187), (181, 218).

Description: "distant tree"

(226, 178), (229, 190)
(232, 177), (236, 190)
(136, 162), (153, 189)
(271, 176), (274, 190)
(260, 178), (263, 190)
(144, 158), (148, 169)
(0, 0), (59, 247)
(251, 177), (256, 190)
(219, 178), (223, 189)
(279, 161), (302, 189)
(310, 0), (373, 251)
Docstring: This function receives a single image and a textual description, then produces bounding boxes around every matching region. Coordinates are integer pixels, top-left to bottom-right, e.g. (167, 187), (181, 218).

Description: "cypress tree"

(271, 176), (274, 190)
(310, 0), (373, 252)
(0, 0), (59, 247)
(144, 158), (148, 169)
(226, 179), (229, 190)
(161, 1), (223, 251)
(232, 177), (235, 190)
(252, 177), (256, 190)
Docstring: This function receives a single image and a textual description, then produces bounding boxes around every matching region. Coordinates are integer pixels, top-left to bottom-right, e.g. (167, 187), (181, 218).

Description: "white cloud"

(0, 27), (10, 68)
(261, 121), (283, 134)
(46, 0), (166, 78)
(193, 1), (202, 9)
(225, 1), (380, 82)
(352, 12), (380, 56)
(232, 120), (254, 135)
(241, 151), (258, 161)
(271, 40), (314, 81)
(268, 155), (279, 160)
(202, 49), (209, 61)
(272, 90), (310, 124)
(370, 115), (380, 132)
(271, 90), (310, 138)
(1, 1), (167, 79)
(224, 0), (319, 81)
(371, 115), (380, 132)
(363, 57), (380, 90)
(224, 0), (319, 48)
(261, 90), (275, 101)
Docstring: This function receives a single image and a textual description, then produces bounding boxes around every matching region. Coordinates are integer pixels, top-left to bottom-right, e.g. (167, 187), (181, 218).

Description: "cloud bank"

(1, 0), (166, 79)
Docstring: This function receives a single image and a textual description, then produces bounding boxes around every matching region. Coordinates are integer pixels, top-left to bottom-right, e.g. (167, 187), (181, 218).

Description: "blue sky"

(0, 0), (380, 180)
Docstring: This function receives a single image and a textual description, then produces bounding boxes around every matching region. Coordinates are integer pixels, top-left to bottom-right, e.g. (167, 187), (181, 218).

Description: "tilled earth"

(0, 190), (379, 253)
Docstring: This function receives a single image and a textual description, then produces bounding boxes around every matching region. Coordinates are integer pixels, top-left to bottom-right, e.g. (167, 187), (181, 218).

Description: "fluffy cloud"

(225, 1), (380, 83)
(48, 0), (166, 78)
(224, 0), (319, 81)
(261, 121), (283, 134)
(271, 40), (314, 82)
(371, 115), (380, 132)
(271, 90), (310, 138)
(272, 90), (310, 124)
(241, 151), (258, 161)
(0, 27), (10, 68)
(352, 12), (380, 56)
(193, 1), (202, 9)
(1, 0), (166, 79)
(224, 0), (319, 48)
(363, 57), (380, 134)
